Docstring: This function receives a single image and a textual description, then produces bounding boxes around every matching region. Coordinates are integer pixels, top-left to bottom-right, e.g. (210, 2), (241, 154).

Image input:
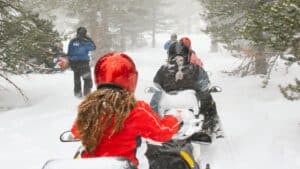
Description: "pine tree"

(241, 0), (300, 59)
(0, 0), (61, 101)
(198, 0), (300, 100)
(0, 0), (61, 74)
(279, 79), (300, 100)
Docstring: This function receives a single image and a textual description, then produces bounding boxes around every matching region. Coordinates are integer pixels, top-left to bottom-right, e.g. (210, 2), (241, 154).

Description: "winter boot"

(200, 98), (225, 140)
(75, 92), (83, 98)
(190, 132), (212, 144)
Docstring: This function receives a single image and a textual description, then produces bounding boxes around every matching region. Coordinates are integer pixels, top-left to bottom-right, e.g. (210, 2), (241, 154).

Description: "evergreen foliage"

(199, 0), (300, 57)
(0, 0), (61, 74)
(0, 0), (61, 102)
(240, 0), (300, 57)
(198, 0), (300, 99)
(279, 79), (300, 100)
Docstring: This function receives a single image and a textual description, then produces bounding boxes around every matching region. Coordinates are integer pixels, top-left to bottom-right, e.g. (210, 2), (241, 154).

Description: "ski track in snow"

(0, 33), (300, 169)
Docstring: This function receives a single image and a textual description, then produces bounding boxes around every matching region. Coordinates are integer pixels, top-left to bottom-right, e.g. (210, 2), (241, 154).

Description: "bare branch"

(0, 73), (29, 103)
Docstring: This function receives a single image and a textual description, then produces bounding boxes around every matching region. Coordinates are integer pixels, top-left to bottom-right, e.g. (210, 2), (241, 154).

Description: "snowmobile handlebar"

(208, 86), (222, 93)
(173, 118), (203, 140)
(144, 85), (222, 94)
(59, 130), (80, 142)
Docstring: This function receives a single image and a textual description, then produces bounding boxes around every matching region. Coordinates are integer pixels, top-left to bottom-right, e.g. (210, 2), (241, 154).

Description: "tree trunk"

(210, 38), (219, 53)
(93, 1), (110, 64)
(120, 25), (126, 51)
(88, 6), (98, 65)
(187, 16), (191, 34)
(151, 7), (156, 48)
(255, 46), (267, 75)
(130, 32), (137, 49)
(292, 38), (300, 60)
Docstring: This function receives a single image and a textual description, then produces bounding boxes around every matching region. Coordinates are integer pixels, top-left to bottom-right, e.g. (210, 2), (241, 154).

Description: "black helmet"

(77, 27), (87, 37)
(170, 33), (177, 41)
(168, 41), (190, 64)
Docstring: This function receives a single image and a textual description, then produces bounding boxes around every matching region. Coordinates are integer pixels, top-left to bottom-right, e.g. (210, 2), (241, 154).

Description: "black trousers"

(70, 61), (93, 97)
(197, 91), (219, 132)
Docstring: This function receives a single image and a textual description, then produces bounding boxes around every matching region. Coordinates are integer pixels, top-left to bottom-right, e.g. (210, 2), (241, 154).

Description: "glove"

(83, 36), (94, 43)
(183, 118), (202, 136)
(175, 70), (184, 81)
(166, 109), (203, 140)
(144, 86), (158, 93)
(78, 36), (92, 42)
(165, 109), (183, 123)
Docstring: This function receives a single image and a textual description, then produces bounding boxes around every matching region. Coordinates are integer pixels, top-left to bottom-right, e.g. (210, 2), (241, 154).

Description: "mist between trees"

(0, 0), (299, 100)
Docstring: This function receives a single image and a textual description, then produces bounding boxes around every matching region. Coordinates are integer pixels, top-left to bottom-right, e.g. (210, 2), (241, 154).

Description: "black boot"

(74, 92), (82, 98)
(190, 132), (212, 144)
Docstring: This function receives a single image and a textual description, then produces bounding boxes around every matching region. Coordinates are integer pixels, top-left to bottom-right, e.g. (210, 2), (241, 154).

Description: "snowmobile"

(145, 88), (204, 169)
(42, 131), (137, 169)
(144, 86), (223, 169)
(42, 88), (215, 169)
(147, 85), (223, 144)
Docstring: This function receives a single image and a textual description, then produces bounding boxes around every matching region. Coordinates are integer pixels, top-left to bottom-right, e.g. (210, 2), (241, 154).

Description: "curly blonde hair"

(76, 88), (136, 153)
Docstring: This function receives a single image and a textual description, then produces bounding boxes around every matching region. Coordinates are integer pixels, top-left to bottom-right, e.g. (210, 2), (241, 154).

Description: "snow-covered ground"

(0, 33), (300, 169)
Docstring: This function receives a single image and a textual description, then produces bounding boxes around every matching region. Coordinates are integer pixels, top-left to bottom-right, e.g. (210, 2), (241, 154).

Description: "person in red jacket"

(180, 37), (203, 67)
(71, 52), (182, 168)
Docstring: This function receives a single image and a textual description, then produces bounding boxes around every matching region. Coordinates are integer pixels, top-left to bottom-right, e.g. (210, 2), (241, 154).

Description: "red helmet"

(180, 37), (191, 49)
(94, 52), (138, 93)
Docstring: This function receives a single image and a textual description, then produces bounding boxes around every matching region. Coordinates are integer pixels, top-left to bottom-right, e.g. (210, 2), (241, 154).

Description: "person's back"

(71, 52), (182, 167)
(155, 41), (200, 93)
(179, 37), (203, 67)
(68, 38), (95, 61)
(167, 40), (190, 63)
(150, 42), (201, 113)
(67, 27), (96, 97)
(76, 100), (179, 166)
(154, 62), (199, 93)
(164, 33), (178, 51)
(68, 28), (96, 62)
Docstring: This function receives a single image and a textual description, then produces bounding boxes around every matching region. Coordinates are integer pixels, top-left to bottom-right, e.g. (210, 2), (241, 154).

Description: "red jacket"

(190, 51), (203, 67)
(71, 100), (180, 166)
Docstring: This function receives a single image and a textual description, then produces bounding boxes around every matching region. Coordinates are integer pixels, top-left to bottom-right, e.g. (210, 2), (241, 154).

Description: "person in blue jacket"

(163, 33), (177, 51)
(67, 27), (96, 98)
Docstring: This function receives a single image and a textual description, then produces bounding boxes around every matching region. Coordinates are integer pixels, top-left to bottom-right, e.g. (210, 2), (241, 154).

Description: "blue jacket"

(67, 38), (96, 61)
(164, 40), (174, 50)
